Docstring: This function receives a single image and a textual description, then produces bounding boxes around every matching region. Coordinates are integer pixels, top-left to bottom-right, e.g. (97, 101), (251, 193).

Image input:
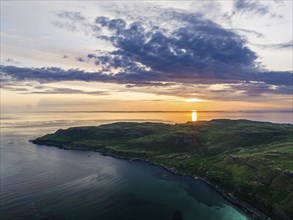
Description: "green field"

(33, 119), (293, 220)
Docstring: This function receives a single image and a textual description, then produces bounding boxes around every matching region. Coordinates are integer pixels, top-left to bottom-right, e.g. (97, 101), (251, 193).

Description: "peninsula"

(33, 119), (293, 220)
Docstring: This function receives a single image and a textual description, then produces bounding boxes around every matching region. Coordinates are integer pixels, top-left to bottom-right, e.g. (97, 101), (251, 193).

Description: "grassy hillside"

(33, 119), (293, 220)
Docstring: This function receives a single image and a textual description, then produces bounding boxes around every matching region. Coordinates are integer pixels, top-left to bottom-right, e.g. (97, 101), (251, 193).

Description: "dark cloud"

(0, 65), (163, 87)
(0, 65), (132, 84)
(90, 13), (259, 79)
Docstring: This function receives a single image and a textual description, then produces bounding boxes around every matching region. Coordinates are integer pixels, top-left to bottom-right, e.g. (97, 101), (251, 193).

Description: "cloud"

(276, 42), (293, 49)
(0, 78), (109, 96)
(92, 13), (259, 76)
(56, 11), (85, 21)
(129, 82), (292, 101)
(1, 64), (292, 86)
(37, 98), (102, 107)
(251, 41), (293, 50)
(1, 64), (292, 98)
(25, 87), (109, 96)
(232, 28), (265, 38)
(232, 0), (282, 18)
(1, 7), (292, 99)
(230, 82), (292, 96)
(233, 0), (269, 15)
(76, 57), (87, 62)
(51, 10), (95, 34)
(1, 58), (20, 65)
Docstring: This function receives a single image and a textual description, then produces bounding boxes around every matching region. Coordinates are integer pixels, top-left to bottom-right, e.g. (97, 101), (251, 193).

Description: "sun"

(191, 110), (197, 122)
(185, 98), (202, 103)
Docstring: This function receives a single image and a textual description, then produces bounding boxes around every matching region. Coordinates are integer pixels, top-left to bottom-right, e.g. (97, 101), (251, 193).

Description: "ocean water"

(0, 111), (291, 220)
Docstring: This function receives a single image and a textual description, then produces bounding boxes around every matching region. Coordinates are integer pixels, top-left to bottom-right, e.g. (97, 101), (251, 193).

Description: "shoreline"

(100, 152), (270, 220)
(35, 142), (270, 220)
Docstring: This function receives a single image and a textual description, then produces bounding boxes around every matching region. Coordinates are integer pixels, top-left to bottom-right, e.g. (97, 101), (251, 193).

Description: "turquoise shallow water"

(2, 111), (287, 220)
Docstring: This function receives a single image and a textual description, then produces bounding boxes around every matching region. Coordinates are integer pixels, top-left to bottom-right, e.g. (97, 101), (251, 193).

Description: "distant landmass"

(33, 119), (293, 220)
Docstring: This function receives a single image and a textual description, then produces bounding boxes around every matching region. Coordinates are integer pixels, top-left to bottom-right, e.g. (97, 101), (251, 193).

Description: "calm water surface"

(1, 111), (291, 220)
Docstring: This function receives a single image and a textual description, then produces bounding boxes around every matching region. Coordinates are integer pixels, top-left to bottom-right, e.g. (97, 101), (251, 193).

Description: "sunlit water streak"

(192, 110), (197, 122)
(1, 111), (291, 220)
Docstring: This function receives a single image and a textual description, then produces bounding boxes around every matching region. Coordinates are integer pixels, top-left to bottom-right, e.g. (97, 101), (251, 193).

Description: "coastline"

(100, 151), (271, 220)
(34, 142), (270, 220)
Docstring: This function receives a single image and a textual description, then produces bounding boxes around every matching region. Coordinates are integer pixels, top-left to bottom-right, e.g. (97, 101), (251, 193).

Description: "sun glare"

(191, 110), (197, 122)
(185, 98), (202, 103)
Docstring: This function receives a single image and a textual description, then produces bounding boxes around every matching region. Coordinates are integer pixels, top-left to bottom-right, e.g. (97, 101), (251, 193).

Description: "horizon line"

(2, 110), (292, 114)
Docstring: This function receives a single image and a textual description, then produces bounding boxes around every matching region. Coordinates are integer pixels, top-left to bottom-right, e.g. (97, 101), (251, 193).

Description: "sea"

(0, 111), (292, 220)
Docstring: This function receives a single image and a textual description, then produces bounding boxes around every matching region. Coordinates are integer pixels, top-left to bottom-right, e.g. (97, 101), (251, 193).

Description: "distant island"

(33, 119), (293, 220)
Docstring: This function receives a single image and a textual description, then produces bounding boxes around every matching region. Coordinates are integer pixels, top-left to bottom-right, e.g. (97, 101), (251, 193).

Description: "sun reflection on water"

(191, 110), (197, 122)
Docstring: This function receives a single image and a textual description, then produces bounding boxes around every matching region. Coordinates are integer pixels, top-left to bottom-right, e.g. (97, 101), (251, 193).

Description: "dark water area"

(2, 111), (290, 220)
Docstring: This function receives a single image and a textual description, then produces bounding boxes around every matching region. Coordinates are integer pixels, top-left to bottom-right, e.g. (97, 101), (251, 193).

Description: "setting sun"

(192, 110), (197, 122)
(185, 98), (202, 103)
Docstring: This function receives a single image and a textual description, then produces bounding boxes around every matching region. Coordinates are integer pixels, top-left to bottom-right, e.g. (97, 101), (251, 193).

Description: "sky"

(1, 0), (292, 112)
